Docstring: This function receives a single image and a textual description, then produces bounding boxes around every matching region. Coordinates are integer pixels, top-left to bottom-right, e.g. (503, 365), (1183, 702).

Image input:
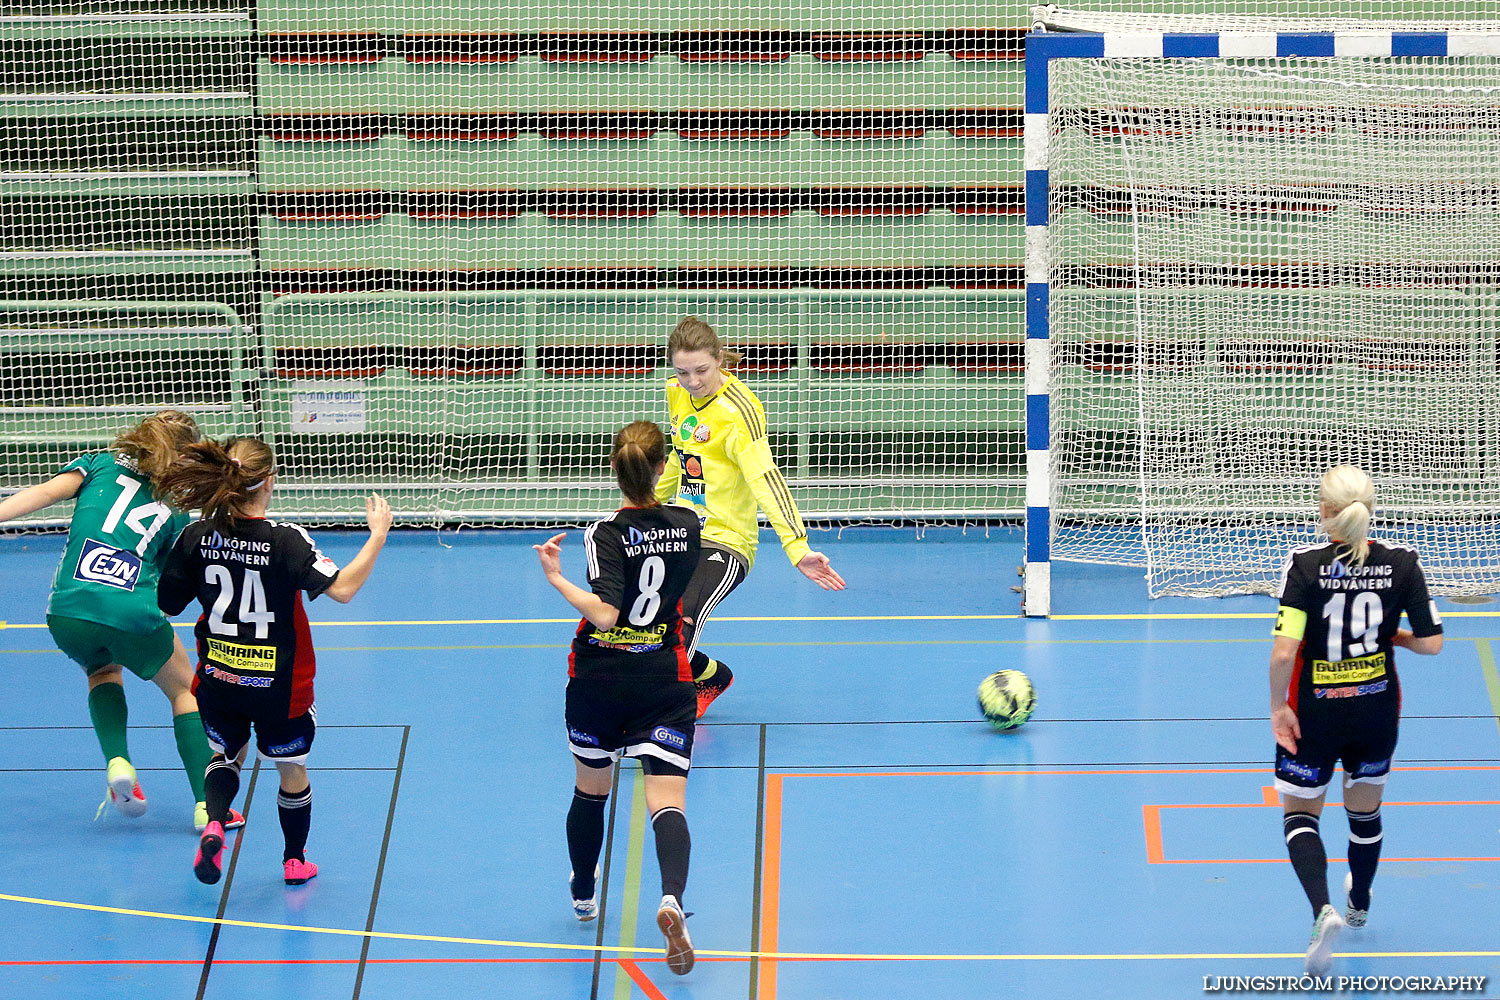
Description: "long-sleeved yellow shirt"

(654, 371), (811, 571)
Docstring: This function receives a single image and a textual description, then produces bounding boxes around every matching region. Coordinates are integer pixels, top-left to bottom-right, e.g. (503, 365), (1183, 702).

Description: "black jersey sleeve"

(279, 522), (340, 599)
(1277, 549), (1318, 613)
(157, 526), (199, 616)
(1401, 553), (1443, 638)
(583, 518), (627, 611)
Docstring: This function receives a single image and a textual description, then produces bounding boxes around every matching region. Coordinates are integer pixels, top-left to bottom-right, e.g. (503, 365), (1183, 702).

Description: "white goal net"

(0, 9), (1032, 528)
(1043, 29), (1500, 596)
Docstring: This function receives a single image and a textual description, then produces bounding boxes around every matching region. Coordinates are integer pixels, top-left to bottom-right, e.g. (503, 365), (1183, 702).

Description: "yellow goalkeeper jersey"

(654, 371), (811, 571)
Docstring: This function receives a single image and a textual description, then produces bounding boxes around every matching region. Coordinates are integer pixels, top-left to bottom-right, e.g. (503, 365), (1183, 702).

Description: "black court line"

(748, 723), (767, 1000)
(195, 759), (261, 1000)
(351, 724), (410, 1000)
(589, 764), (624, 1000)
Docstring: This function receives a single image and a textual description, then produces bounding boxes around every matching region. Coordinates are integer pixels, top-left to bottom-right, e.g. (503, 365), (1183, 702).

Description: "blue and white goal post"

(1020, 8), (1500, 617)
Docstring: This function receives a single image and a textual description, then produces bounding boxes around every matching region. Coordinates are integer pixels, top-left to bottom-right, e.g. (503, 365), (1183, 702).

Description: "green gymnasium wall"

(0, 1), (1494, 521)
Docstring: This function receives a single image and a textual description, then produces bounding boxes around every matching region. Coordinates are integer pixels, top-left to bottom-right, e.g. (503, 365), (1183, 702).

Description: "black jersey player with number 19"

(535, 420), (701, 976)
(1269, 465), (1443, 976)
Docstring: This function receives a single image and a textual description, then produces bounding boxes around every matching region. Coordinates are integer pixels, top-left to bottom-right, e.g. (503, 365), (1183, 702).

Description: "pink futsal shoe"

(193, 822), (224, 885)
(283, 858), (318, 885)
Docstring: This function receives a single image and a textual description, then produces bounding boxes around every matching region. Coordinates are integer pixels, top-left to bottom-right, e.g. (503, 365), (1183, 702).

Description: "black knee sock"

(651, 806), (691, 904)
(277, 785), (312, 863)
(567, 788), (609, 898)
(691, 652), (714, 682)
(1345, 806), (1383, 910)
(203, 756), (241, 827)
(1283, 812), (1329, 917)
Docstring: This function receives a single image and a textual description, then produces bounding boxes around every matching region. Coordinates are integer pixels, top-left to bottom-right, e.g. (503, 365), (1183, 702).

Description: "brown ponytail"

(668, 316), (743, 369)
(156, 437), (276, 530)
(113, 409), (200, 496)
(611, 421), (667, 507)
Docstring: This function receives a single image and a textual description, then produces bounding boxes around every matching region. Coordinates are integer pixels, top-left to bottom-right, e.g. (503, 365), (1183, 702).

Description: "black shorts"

(1274, 703), (1399, 799)
(195, 679), (316, 765)
(679, 545), (748, 659)
(565, 677), (696, 777)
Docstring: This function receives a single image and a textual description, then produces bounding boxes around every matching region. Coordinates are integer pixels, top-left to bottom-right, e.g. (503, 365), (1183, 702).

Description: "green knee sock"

(173, 712), (212, 801)
(87, 682), (130, 764)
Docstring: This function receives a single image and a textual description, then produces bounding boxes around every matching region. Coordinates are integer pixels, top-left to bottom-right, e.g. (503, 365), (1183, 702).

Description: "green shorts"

(46, 615), (177, 681)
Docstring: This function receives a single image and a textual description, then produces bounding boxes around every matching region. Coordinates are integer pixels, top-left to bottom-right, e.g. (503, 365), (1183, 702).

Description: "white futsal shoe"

(1304, 904), (1345, 975)
(570, 864), (601, 921)
(656, 894), (694, 975)
(104, 756), (147, 818)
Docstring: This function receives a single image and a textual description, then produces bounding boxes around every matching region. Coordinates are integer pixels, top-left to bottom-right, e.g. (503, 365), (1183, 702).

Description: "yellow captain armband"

(1273, 606), (1307, 640)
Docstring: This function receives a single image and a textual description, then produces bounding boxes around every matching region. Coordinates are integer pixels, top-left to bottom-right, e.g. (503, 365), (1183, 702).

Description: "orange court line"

(759, 773), (785, 1000)
(0, 957), (760, 968)
(0, 958), (596, 966)
(780, 765), (1500, 780)
(1144, 799), (1500, 864)
(759, 763), (1500, 1000)
(784, 767), (1266, 779)
(618, 959), (670, 1000)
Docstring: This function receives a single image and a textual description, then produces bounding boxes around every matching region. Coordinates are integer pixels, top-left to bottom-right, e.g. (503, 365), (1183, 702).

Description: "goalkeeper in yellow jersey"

(657, 317), (845, 717)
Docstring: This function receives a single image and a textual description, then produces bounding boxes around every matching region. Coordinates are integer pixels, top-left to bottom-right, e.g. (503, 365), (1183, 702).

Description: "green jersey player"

(0, 410), (242, 832)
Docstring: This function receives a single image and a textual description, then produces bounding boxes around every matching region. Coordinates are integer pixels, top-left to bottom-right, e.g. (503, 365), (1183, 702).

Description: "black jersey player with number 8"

(535, 420), (701, 975)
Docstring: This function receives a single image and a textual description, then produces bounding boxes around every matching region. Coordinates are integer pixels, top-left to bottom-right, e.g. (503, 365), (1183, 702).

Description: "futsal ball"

(977, 670), (1036, 731)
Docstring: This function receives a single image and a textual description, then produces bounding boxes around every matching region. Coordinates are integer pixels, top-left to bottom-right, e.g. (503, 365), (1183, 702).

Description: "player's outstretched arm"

(796, 551), (845, 591)
(0, 471), (84, 524)
(325, 493), (392, 603)
(534, 532), (620, 630)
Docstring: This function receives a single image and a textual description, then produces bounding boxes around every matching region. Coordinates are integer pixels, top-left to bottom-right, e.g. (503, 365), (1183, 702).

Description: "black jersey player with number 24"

(535, 420), (701, 976)
(157, 436), (391, 888)
(1269, 465), (1443, 976)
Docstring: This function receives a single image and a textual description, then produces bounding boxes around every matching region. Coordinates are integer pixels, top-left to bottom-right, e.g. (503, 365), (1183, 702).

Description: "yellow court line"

(1054, 611), (1500, 621)
(0, 615), (1008, 629)
(0, 892), (1497, 962)
(14, 637), (1500, 655)
(6, 611), (1500, 630)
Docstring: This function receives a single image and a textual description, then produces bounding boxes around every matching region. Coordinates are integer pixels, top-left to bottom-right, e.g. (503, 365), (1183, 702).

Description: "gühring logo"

(73, 539), (143, 591)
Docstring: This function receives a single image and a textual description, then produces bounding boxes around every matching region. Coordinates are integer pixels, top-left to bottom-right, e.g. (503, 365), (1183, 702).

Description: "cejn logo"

(73, 539), (142, 591)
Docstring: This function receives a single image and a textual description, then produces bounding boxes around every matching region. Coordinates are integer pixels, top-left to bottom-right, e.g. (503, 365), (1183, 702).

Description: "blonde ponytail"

(1320, 465), (1376, 567)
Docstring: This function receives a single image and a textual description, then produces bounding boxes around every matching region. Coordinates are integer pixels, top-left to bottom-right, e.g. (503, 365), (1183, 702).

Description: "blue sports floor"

(1, 526), (1497, 999)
